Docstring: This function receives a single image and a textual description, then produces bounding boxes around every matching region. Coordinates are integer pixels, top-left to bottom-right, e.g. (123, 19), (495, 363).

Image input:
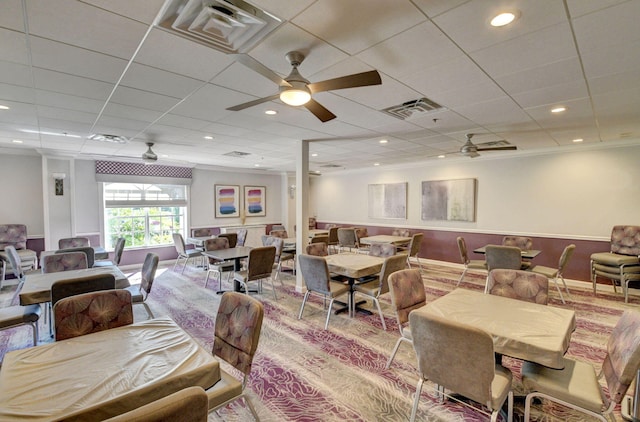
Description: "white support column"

(294, 140), (309, 292)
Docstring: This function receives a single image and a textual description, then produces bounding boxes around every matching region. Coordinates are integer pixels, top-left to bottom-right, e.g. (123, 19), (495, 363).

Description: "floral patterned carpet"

(1, 260), (637, 421)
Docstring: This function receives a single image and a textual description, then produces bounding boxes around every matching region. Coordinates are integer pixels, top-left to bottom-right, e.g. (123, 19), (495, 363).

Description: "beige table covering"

(418, 288), (576, 369)
(19, 266), (130, 305)
(325, 253), (385, 279)
(0, 317), (220, 421)
(359, 235), (412, 246)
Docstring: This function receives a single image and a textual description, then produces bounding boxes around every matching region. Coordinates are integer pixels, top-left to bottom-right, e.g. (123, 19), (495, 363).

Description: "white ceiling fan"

(459, 133), (517, 158)
(142, 142), (158, 163)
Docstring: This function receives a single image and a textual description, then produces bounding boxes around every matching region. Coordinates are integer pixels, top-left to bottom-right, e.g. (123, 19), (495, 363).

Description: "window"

(103, 183), (187, 249)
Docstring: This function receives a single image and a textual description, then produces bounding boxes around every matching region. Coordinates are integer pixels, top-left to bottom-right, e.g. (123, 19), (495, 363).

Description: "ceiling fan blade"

(476, 146), (517, 152)
(226, 94), (280, 111)
(234, 54), (291, 87)
(304, 99), (336, 122)
(308, 70), (382, 93)
(466, 151), (481, 158)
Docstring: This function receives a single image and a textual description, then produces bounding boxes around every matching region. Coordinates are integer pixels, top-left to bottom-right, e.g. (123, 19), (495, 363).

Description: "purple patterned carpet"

(0, 261), (636, 421)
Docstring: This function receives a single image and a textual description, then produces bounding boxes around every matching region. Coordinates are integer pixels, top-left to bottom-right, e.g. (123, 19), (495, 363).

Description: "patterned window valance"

(95, 160), (192, 185)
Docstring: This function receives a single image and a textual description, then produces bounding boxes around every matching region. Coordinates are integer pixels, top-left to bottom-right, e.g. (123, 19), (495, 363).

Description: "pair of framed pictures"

(214, 185), (266, 218)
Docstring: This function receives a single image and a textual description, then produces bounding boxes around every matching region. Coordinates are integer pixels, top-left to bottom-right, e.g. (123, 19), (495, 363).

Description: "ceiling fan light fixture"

(280, 86), (311, 106)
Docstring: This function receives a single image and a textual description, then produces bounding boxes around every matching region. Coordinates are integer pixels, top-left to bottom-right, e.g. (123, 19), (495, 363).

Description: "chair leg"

(241, 394), (260, 421)
(298, 291), (310, 319)
(30, 321), (38, 346)
(371, 296), (386, 330)
(552, 277), (566, 304)
(269, 277), (278, 300)
(142, 302), (154, 319)
(324, 298), (335, 330)
(386, 337), (410, 369)
(410, 378), (425, 422)
(457, 267), (468, 286)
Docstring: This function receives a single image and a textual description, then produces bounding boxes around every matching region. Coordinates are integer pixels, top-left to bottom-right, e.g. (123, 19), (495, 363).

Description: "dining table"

(416, 288), (576, 369)
(202, 246), (252, 293)
(19, 266), (130, 306)
(359, 235), (412, 246)
(186, 235), (216, 248)
(324, 252), (385, 316)
(474, 244), (542, 260)
(0, 317), (220, 421)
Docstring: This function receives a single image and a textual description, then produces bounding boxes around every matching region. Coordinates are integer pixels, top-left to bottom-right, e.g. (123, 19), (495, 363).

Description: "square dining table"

(0, 317), (220, 421)
(473, 244), (541, 260)
(417, 288), (576, 369)
(202, 246), (253, 293)
(359, 235), (412, 246)
(19, 266), (130, 306)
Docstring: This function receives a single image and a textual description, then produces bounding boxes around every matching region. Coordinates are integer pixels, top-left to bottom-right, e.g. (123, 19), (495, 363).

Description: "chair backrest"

(378, 254), (410, 296)
(58, 237), (90, 249)
(410, 311), (497, 409)
(0, 224), (28, 250)
(172, 233), (186, 254)
(353, 227), (368, 240)
(214, 291), (264, 376)
(236, 229), (248, 246)
(369, 243), (396, 257)
(457, 236), (470, 265)
(191, 228), (215, 237)
(262, 235), (283, 259)
(205, 237), (229, 252)
(51, 273), (116, 306)
(409, 233), (424, 257)
(502, 236), (533, 251)
(298, 253), (332, 295)
(57, 246), (95, 268)
(337, 228), (357, 248)
(140, 253), (159, 296)
(4, 245), (24, 280)
(246, 246), (276, 282)
(218, 232), (238, 248)
(602, 310), (640, 404)
(388, 269), (426, 326)
(41, 252), (88, 273)
(104, 386), (208, 422)
(310, 235), (329, 244)
(271, 224), (286, 232)
(557, 244), (576, 273)
(112, 237), (126, 265)
(308, 217), (317, 230)
(54, 289), (133, 341)
(328, 227), (339, 244)
(306, 242), (328, 257)
(391, 228), (411, 237)
(610, 225), (640, 256)
(485, 245), (522, 271)
(486, 269), (549, 304)
(269, 229), (288, 239)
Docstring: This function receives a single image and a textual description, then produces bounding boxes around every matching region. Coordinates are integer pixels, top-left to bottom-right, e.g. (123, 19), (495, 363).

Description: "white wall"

(0, 153), (44, 236)
(74, 160), (101, 234)
(311, 143), (640, 240)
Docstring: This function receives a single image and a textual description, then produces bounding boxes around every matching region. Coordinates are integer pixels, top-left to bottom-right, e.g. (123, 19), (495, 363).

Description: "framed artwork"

(368, 182), (407, 219)
(421, 178), (477, 222)
(214, 185), (240, 218)
(244, 186), (266, 217)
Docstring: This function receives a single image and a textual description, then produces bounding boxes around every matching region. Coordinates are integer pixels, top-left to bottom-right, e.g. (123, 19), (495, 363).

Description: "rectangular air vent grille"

(321, 164), (342, 168)
(382, 97), (444, 120)
(223, 151), (251, 157)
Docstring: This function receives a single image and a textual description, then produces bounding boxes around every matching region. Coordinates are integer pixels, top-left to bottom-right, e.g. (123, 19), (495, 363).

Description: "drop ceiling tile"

(35, 90), (103, 114)
(495, 57), (584, 95)
(412, 0), (468, 18)
(35, 105), (96, 125)
(249, 0), (314, 21)
(572, 1), (640, 53)
(120, 63), (205, 99)
(102, 103), (165, 123)
(0, 28), (29, 65)
(171, 84), (244, 122)
(566, 0), (629, 18)
(110, 86), (181, 113)
(581, 39), (640, 79)
(210, 62), (278, 98)
(81, 0), (165, 24)
(0, 61), (31, 87)
(512, 80), (588, 109)
(33, 69), (113, 100)
(456, 96), (532, 127)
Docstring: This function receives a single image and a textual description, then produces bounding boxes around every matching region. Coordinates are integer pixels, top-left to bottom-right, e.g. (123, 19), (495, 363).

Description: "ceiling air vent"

(381, 97), (444, 120)
(320, 164), (342, 168)
(155, 0), (283, 54)
(223, 150), (251, 157)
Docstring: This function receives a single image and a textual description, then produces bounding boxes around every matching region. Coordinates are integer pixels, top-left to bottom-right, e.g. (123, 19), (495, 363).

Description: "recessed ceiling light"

(264, 110), (277, 115)
(204, 135), (213, 140)
(311, 153), (318, 157)
(12, 139), (23, 144)
(572, 138), (583, 143)
(0, 105), (9, 110)
(379, 139), (388, 144)
(551, 106), (566, 113)
(254, 164), (260, 167)
(438, 155), (445, 158)
(490, 11), (518, 27)
(374, 163), (380, 166)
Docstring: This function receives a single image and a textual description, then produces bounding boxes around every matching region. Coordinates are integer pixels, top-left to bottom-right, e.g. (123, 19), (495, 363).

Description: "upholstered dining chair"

(236, 229), (248, 247)
(409, 312), (514, 422)
(58, 237), (90, 249)
(386, 269), (426, 369)
(218, 232), (238, 248)
(94, 237), (125, 267)
(392, 228), (411, 237)
(172, 233), (202, 273)
(485, 245), (523, 272)
(53, 289), (133, 341)
(41, 251), (88, 273)
(522, 309), (640, 422)
(310, 235), (329, 245)
(456, 236), (487, 286)
(305, 242), (328, 257)
(105, 386), (208, 422)
(4, 245), (35, 300)
(203, 237), (235, 290)
(56, 246), (95, 268)
(0, 303), (41, 347)
(124, 253), (159, 320)
(0, 224), (38, 286)
(269, 229), (288, 239)
(261, 235), (294, 284)
(591, 225), (640, 302)
(327, 227), (340, 254)
(485, 269), (549, 305)
(531, 244), (575, 304)
(297, 254), (351, 330)
(502, 236), (533, 269)
(51, 273), (116, 307)
(399, 233), (424, 271)
(353, 254), (407, 331)
(234, 246), (277, 300)
(337, 228), (358, 252)
(368, 242), (397, 258)
(206, 292), (264, 421)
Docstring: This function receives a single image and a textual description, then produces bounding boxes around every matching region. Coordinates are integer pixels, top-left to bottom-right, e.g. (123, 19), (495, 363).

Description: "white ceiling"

(1, 0), (639, 173)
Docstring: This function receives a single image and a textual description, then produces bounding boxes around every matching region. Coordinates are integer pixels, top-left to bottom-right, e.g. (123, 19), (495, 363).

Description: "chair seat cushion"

(522, 358), (603, 413)
(0, 304), (41, 327)
(328, 281), (350, 297)
(206, 369), (243, 410)
(531, 265), (558, 278)
(185, 249), (202, 257)
(593, 262), (640, 274)
(591, 252), (639, 266)
(353, 280), (379, 296)
(467, 260), (487, 270)
(0, 249), (37, 266)
(124, 285), (144, 302)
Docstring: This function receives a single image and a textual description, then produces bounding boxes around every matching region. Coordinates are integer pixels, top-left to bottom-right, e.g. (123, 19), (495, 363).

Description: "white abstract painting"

(368, 182), (407, 219)
(421, 179), (476, 222)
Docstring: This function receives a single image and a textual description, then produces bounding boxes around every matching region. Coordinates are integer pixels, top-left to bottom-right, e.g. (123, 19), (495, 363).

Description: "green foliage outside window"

(105, 206), (184, 249)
